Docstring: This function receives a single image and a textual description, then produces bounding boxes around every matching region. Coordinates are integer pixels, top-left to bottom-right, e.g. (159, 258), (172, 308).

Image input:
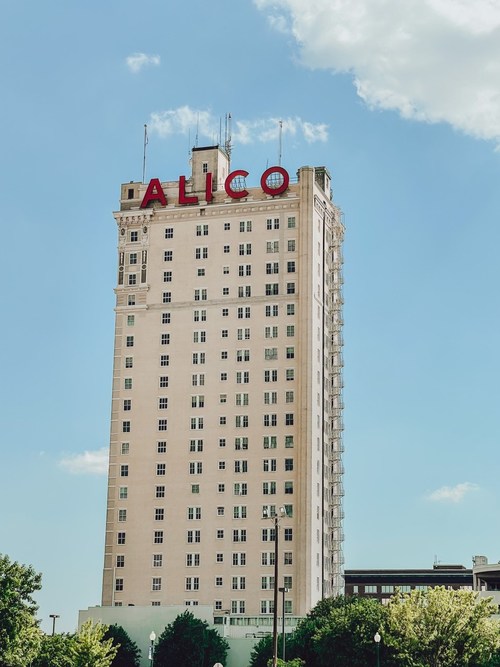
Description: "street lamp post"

(49, 614), (60, 636)
(263, 505), (287, 667)
(149, 630), (156, 667)
(374, 631), (381, 667)
(278, 587), (289, 662)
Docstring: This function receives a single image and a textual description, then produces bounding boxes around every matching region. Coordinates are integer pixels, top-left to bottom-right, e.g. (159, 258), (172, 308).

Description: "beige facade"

(101, 146), (344, 620)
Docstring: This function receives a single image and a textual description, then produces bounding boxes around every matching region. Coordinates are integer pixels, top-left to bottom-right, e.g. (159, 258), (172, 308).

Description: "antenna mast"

(278, 120), (283, 166)
(142, 124), (148, 183)
(224, 112), (232, 168)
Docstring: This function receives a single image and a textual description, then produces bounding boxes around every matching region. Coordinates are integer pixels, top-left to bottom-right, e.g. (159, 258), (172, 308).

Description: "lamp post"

(278, 587), (289, 662)
(263, 505), (287, 667)
(149, 630), (156, 667)
(49, 614), (60, 636)
(374, 631), (381, 667)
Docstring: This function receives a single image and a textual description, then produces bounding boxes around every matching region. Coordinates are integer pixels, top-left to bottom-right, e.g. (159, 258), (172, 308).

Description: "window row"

(118, 434), (294, 460)
(162, 239), (297, 263)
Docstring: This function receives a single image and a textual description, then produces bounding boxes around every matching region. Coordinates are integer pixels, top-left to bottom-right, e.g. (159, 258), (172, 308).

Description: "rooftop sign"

(140, 166), (289, 208)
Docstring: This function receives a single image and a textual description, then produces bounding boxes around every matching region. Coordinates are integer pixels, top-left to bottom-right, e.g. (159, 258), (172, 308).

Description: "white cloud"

(427, 482), (478, 503)
(149, 106), (328, 144)
(59, 447), (108, 475)
(254, 0), (500, 145)
(126, 52), (160, 73)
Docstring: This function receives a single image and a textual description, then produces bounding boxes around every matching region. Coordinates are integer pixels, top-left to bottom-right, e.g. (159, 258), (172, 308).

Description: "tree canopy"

(0, 554), (42, 667)
(70, 619), (117, 667)
(383, 586), (500, 667)
(103, 624), (141, 667)
(154, 611), (229, 667)
(250, 590), (500, 667)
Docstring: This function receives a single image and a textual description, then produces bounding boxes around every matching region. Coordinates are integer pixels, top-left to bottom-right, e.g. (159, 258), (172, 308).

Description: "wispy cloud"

(59, 448), (108, 475)
(254, 0), (500, 145)
(126, 52), (160, 73)
(149, 106), (328, 144)
(427, 482), (478, 503)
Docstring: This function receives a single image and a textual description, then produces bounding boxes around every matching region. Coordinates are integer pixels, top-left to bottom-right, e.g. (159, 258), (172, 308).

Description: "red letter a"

(140, 179), (167, 208)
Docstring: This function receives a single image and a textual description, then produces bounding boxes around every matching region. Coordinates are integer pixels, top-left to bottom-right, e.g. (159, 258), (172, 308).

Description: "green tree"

(154, 611), (228, 667)
(70, 619), (117, 667)
(103, 624), (141, 667)
(31, 633), (75, 667)
(383, 586), (500, 667)
(249, 634), (273, 667)
(0, 554), (42, 667)
(308, 595), (385, 667)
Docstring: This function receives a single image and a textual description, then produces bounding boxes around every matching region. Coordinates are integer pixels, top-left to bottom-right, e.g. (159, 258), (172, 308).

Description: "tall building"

(101, 146), (344, 621)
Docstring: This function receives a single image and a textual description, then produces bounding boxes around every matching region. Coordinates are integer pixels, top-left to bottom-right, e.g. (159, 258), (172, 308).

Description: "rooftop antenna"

(219, 116), (222, 146)
(188, 129), (192, 164)
(224, 112), (232, 167)
(142, 124), (148, 183)
(278, 119), (283, 166)
(195, 113), (199, 148)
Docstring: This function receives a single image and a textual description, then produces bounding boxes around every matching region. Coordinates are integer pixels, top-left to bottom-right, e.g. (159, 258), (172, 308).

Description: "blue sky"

(1, 0), (499, 634)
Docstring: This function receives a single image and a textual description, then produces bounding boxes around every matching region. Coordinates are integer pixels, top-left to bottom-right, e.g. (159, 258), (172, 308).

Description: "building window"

(160, 355), (170, 367)
(124, 378), (132, 390)
(163, 271), (172, 282)
(121, 443), (129, 455)
(263, 436), (277, 449)
(196, 224), (208, 236)
(162, 312), (171, 324)
(265, 283), (279, 296)
(122, 421), (131, 433)
(195, 247), (209, 259)
(118, 509), (127, 522)
(284, 552), (293, 565)
(117, 532), (126, 545)
(162, 292), (172, 303)
(119, 487), (128, 499)
(164, 250), (173, 262)
(123, 399), (131, 411)
(153, 554), (163, 567)
(234, 437), (248, 450)
(116, 555), (125, 568)
(190, 439), (204, 452)
(186, 554), (201, 567)
(287, 240), (296, 251)
(284, 481), (294, 494)
(125, 336), (134, 347)
(287, 216), (296, 228)
(157, 441), (167, 453)
(187, 507), (202, 520)
(262, 481), (276, 495)
(265, 305), (279, 317)
(154, 531), (164, 544)
(189, 461), (203, 475)
(158, 419), (168, 431)
(287, 283), (296, 294)
(130, 231), (139, 242)
(159, 376), (169, 388)
(263, 459), (277, 472)
(155, 508), (165, 521)
(120, 465), (129, 477)
(156, 485), (165, 498)
(156, 463), (166, 475)
(187, 530), (201, 543)
(263, 414), (277, 427)
(115, 578), (124, 592)
(284, 528), (293, 541)
(286, 369), (294, 381)
(165, 227), (173, 238)
(266, 240), (279, 253)
(233, 483), (247, 496)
